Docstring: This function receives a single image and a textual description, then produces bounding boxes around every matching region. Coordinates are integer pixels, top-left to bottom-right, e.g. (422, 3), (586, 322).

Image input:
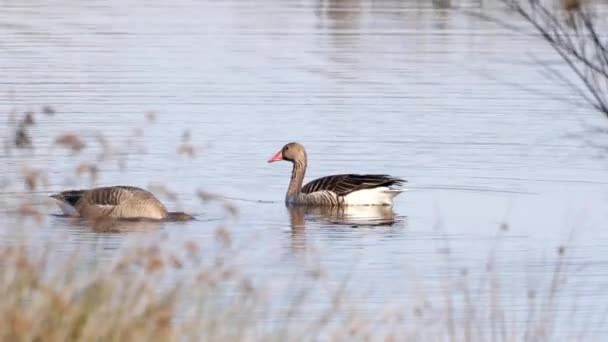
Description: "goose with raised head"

(49, 185), (193, 221)
(268, 142), (406, 206)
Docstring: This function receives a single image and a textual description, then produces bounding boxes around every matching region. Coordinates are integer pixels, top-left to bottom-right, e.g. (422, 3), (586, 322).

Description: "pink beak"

(267, 150), (283, 163)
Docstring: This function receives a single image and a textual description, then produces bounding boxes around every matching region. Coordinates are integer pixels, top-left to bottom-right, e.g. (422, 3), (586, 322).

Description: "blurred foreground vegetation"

(3, 0), (608, 337)
(0, 108), (599, 341)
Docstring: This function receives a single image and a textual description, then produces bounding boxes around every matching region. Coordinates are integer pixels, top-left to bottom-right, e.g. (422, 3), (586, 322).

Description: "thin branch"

(514, 1), (608, 80)
(528, 54), (599, 108)
(463, 0), (608, 117)
(500, 0), (608, 117)
(580, 9), (608, 76)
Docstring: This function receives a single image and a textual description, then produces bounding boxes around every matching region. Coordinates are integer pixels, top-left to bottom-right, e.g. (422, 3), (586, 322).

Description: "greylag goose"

(50, 185), (193, 221)
(268, 142), (406, 206)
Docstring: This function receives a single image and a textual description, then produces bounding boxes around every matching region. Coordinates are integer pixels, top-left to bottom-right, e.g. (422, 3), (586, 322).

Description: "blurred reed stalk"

(0, 227), (588, 342)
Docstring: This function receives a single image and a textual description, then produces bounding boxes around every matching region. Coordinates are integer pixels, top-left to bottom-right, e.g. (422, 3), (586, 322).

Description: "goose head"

(268, 142), (307, 164)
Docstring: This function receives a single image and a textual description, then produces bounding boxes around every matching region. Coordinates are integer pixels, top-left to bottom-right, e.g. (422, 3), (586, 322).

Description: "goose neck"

(287, 159), (306, 197)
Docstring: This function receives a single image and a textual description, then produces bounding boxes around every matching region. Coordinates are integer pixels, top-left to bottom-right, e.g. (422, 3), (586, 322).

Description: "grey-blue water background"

(2, 0), (608, 338)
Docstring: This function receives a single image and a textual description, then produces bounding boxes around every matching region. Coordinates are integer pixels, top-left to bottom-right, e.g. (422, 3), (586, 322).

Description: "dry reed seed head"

(196, 271), (218, 288)
(169, 255), (183, 269)
(222, 202), (239, 217)
(500, 222), (509, 231)
(347, 321), (361, 336)
(113, 259), (129, 273)
(154, 305), (173, 329)
(307, 267), (324, 280)
(239, 278), (255, 293)
(15, 252), (33, 271)
(14, 125), (32, 148)
(76, 163), (99, 183)
(563, 0), (581, 11)
(196, 271), (210, 285)
(146, 257), (165, 273)
(95, 132), (108, 146)
(21, 166), (46, 190)
(54, 133), (86, 153)
(178, 143), (196, 158)
(557, 245), (566, 255)
(181, 130), (190, 142)
(220, 268), (236, 281)
(95, 134), (115, 162)
(146, 245), (163, 259)
(8, 312), (32, 337)
(23, 112), (35, 125)
(17, 202), (43, 223)
(214, 226), (232, 248)
(145, 111), (157, 123)
(437, 247), (450, 255)
(44, 288), (68, 312)
(385, 334), (397, 342)
(196, 190), (220, 202)
(184, 241), (200, 258)
(133, 127), (144, 137)
(42, 105), (55, 116)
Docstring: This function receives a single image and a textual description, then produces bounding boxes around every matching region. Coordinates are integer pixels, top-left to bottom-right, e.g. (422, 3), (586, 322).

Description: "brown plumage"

(268, 142), (406, 206)
(50, 185), (193, 221)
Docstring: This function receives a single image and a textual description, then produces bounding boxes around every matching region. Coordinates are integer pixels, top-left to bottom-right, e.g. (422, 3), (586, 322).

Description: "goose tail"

(49, 190), (86, 216)
(383, 188), (407, 196)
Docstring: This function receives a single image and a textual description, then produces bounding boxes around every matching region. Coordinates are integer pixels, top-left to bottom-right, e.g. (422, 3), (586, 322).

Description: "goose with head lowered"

(49, 185), (194, 221)
(268, 142), (406, 206)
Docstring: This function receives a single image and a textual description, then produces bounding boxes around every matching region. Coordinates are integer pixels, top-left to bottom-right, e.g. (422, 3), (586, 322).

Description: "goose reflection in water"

(287, 205), (405, 255)
(51, 213), (169, 233)
(288, 205), (398, 229)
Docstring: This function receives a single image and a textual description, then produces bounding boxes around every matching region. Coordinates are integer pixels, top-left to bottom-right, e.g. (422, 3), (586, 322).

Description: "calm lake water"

(2, 0), (608, 338)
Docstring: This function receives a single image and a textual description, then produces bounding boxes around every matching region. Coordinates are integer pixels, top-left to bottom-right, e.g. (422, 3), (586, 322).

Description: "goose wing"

(82, 186), (153, 207)
(50, 186), (145, 206)
(81, 186), (168, 219)
(300, 174), (405, 197)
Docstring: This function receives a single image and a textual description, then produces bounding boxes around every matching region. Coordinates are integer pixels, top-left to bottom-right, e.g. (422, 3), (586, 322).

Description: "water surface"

(2, 0), (608, 338)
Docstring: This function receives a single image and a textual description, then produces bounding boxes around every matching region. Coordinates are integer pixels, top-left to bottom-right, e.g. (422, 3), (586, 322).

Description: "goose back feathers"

(301, 174), (404, 196)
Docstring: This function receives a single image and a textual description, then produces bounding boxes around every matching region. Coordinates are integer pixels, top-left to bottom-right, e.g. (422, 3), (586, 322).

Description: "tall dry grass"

(0, 226), (589, 341)
(0, 106), (601, 341)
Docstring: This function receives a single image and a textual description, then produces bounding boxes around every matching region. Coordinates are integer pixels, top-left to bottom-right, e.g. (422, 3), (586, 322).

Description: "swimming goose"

(268, 142), (406, 206)
(49, 185), (193, 221)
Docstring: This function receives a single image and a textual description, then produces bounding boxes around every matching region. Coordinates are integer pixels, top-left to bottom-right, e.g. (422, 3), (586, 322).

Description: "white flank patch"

(343, 187), (406, 206)
(55, 201), (79, 216)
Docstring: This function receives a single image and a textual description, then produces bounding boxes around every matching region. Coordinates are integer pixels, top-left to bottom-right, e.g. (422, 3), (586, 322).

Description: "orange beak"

(267, 150), (283, 163)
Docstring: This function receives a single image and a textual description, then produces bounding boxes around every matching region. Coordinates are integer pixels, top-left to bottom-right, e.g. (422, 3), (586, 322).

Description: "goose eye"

(284, 146), (289, 151)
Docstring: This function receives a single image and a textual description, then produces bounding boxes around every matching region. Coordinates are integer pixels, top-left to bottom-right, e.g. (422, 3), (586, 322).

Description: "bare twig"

(467, 0), (608, 118)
